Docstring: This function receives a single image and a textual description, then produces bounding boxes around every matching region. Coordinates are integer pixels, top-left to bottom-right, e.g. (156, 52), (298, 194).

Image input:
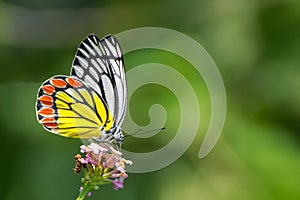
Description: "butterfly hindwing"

(71, 34), (127, 127)
(36, 75), (114, 138)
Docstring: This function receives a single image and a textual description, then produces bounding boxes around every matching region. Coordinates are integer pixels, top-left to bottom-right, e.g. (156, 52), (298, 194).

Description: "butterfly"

(36, 34), (127, 144)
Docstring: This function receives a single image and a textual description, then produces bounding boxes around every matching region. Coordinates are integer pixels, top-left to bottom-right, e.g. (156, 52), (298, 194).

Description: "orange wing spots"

(38, 95), (53, 106)
(38, 108), (55, 116)
(40, 118), (56, 123)
(43, 122), (58, 129)
(67, 77), (83, 88)
(42, 85), (55, 95)
(50, 79), (67, 88)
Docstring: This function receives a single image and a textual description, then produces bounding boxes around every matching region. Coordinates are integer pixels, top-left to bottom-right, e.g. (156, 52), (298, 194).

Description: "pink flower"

(74, 142), (132, 191)
(88, 143), (107, 154)
(79, 158), (88, 164)
(112, 179), (124, 190)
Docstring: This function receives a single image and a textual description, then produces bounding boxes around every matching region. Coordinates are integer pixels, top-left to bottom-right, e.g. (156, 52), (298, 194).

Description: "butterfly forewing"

(71, 34), (127, 127)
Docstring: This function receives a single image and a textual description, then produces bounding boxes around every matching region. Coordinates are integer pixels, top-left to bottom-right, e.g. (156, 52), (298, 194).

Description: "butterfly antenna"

(139, 127), (166, 135)
(124, 127), (166, 138)
(124, 128), (143, 138)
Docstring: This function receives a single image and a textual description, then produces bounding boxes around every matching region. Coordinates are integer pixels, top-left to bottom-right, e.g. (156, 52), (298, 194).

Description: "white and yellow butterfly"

(36, 34), (127, 143)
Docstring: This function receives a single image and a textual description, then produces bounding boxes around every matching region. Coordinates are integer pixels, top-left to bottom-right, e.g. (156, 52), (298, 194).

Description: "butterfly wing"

(71, 34), (127, 127)
(36, 75), (114, 138)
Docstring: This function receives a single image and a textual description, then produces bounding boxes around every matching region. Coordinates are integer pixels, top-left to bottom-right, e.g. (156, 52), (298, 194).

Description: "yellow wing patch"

(93, 92), (113, 131)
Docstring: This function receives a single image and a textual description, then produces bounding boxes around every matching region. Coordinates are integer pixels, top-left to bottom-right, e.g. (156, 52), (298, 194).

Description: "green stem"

(76, 183), (91, 200)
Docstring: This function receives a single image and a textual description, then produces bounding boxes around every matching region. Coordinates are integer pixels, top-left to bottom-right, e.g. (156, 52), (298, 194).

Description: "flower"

(88, 143), (107, 154)
(112, 178), (124, 190)
(74, 142), (132, 196)
(87, 192), (92, 197)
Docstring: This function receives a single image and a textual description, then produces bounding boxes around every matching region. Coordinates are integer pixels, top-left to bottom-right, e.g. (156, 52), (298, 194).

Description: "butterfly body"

(36, 34), (127, 144)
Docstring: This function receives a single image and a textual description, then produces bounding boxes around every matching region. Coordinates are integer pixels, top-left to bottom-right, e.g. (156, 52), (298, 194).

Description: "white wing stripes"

(100, 36), (127, 125)
(71, 34), (127, 126)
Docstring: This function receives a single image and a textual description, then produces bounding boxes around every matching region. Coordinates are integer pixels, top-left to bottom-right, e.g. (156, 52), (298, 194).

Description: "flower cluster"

(74, 142), (132, 198)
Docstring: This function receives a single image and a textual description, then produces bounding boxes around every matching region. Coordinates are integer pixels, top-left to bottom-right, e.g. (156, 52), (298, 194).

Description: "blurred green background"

(0, 0), (299, 199)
